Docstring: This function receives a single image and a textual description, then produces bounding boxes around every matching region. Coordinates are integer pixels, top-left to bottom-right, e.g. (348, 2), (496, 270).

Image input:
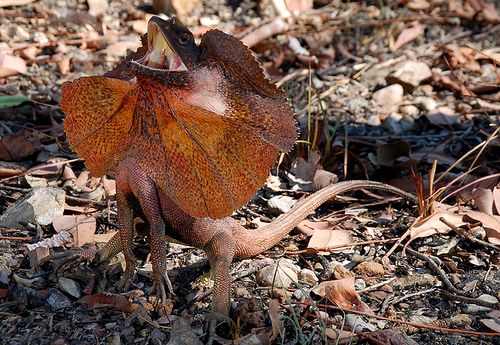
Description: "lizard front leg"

(116, 159), (169, 302)
(115, 172), (139, 291)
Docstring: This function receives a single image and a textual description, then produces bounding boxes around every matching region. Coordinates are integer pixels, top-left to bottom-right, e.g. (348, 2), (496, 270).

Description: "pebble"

(256, 258), (300, 288)
(298, 268), (318, 286)
(58, 277), (82, 299)
(0, 187), (65, 228)
(389, 60), (432, 91)
(267, 195), (296, 215)
(47, 288), (72, 311)
(372, 84), (404, 114)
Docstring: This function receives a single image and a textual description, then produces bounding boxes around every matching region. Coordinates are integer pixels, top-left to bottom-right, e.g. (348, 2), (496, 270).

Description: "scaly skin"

(92, 173), (417, 320)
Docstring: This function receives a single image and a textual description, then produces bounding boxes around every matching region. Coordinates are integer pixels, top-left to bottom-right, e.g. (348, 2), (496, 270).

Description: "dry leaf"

(0, 129), (40, 161)
(52, 215), (97, 247)
(0, 52), (27, 77)
(291, 151), (321, 181)
(285, 0), (313, 13)
(471, 188), (494, 215)
(269, 299), (284, 343)
(409, 203), (465, 241)
(391, 23), (425, 51)
(312, 277), (374, 314)
(307, 227), (353, 253)
(493, 187), (500, 215)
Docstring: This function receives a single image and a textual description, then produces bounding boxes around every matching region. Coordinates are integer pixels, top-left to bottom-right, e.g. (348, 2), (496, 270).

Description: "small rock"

(332, 264), (354, 280)
(367, 114), (382, 126)
(87, 0), (108, 16)
(382, 113), (403, 134)
(166, 318), (202, 345)
(298, 268), (318, 286)
(104, 332), (120, 345)
(426, 106), (459, 126)
(256, 259), (299, 288)
(58, 277), (82, 299)
(150, 329), (167, 344)
(267, 195), (296, 215)
(372, 84), (404, 114)
(400, 104), (419, 117)
(345, 314), (377, 332)
(47, 288), (72, 311)
(464, 294), (498, 313)
(229, 334), (265, 345)
(0, 187), (65, 228)
(353, 261), (385, 277)
(388, 60), (432, 91)
(414, 96), (437, 111)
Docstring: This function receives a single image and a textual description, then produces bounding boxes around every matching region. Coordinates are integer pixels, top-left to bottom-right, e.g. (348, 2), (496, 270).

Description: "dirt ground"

(0, 0), (499, 344)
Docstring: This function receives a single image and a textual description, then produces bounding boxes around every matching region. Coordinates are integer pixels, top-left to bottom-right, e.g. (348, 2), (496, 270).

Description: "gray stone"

(256, 258), (299, 288)
(267, 195), (296, 215)
(166, 318), (202, 345)
(389, 60), (432, 91)
(372, 84), (404, 114)
(58, 277), (82, 299)
(0, 187), (65, 228)
(47, 288), (71, 310)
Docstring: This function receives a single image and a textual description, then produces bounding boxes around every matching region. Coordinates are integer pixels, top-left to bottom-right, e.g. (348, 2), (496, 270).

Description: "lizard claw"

(38, 243), (100, 275)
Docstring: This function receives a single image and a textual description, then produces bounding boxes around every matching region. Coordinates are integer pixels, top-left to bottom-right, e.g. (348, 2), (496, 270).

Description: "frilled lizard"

(60, 16), (417, 341)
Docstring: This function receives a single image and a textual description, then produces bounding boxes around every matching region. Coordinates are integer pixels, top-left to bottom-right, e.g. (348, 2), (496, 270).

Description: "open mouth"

(137, 20), (187, 71)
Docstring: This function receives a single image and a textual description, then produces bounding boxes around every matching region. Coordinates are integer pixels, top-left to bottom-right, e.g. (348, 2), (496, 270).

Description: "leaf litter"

(0, 0), (499, 344)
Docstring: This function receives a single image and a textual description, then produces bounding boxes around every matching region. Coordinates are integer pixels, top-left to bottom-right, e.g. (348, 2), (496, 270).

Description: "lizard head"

(135, 16), (199, 71)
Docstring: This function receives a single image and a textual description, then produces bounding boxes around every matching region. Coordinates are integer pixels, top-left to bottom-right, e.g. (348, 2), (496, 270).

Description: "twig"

(390, 288), (437, 305)
(439, 217), (500, 251)
(296, 301), (500, 337)
(285, 238), (398, 255)
(0, 184), (108, 207)
(440, 290), (499, 309)
(359, 277), (397, 294)
(405, 247), (464, 296)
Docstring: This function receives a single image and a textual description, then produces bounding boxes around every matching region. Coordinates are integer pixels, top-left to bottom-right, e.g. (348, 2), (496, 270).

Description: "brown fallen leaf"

(471, 187), (495, 215)
(52, 215), (97, 247)
(0, 52), (27, 77)
(312, 277), (374, 314)
(306, 225), (353, 253)
(78, 290), (145, 313)
(391, 22), (425, 51)
(0, 129), (40, 161)
(269, 299), (284, 343)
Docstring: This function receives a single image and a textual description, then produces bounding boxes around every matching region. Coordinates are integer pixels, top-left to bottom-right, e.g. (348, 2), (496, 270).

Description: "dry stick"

(0, 235), (34, 241)
(297, 301), (500, 337)
(405, 247), (464, 296)
(439, 217), (500, 251)
(440, 290), (499, 307)
(0, 184), (108, 207)
(0, 158), (82, 183)
(405, 248), (499, 309)
(390, 288), (437, 305)
(359, 277), (397, 294)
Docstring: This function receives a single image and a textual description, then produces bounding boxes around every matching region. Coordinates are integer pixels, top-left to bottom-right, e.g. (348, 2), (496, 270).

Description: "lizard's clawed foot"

(39, 243), (100, 275)
(115, 257), (139, 291)
(149, 270), (175, 315)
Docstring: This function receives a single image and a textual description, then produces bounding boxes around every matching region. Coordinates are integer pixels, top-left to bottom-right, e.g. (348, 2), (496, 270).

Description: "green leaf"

(0, 95), (31, 109)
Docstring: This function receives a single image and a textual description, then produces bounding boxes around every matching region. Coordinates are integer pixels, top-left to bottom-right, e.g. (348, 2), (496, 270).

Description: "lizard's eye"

(179, 33), (190, 45)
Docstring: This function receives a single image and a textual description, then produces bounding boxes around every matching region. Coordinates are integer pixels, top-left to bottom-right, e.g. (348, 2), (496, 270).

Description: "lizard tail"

(233, 180), (417, 259)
